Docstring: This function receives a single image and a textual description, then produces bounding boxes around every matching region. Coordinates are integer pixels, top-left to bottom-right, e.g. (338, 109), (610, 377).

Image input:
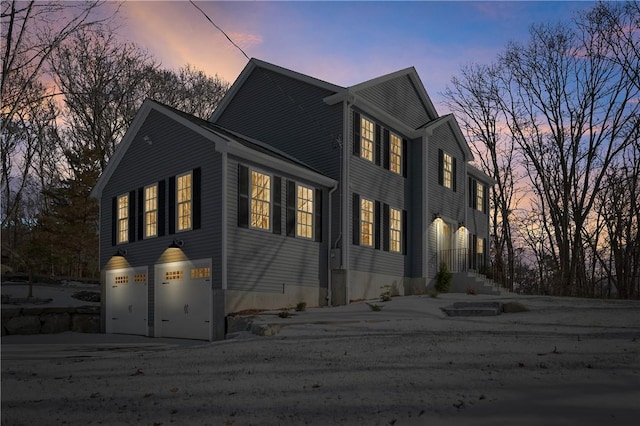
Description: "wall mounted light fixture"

(114, 248), (127, 257)
(432, 213), (441, 221)
(169, 239), (184, 249)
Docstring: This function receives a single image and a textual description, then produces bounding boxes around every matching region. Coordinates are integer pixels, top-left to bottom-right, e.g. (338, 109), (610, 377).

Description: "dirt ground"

(2, 294), (639, 425)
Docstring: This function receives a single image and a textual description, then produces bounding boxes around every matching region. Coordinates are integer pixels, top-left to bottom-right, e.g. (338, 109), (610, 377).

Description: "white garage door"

(105, 267), (148, 336)
(154, 259), (212, 340)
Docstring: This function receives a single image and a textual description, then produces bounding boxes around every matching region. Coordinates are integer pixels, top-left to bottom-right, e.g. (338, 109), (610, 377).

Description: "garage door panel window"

(191, 267), (211, 279)
(165, 270), (184, 281)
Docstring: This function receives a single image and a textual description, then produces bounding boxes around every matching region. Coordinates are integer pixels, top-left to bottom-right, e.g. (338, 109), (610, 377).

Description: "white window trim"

(296, 183), (314, 240)
(443, 152), (453, 190)
(117, 193), (128, 244)
(176, 171), (193, 233)
(390, 132), (402, 175)
(144, 183), (158, 239)
(360, 197), (374, 247)
(389, 206), (402, 253)
(360, 115), (375, 162)
(249, 167), (272, 232)
(476, 181), (484, 211)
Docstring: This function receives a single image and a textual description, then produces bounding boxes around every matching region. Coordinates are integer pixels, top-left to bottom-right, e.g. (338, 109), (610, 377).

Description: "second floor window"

(177, 172), (192, 231)
(438, 149), (457, 191)
(390, 133), (402, 175)
(144, 184), (158, 238)
(117, 194), (129, 244)
(443, 152), (453, 189)
(476, 181), (484, 212)
(251, 170), (271, 230)
(360, 116), (375, 162)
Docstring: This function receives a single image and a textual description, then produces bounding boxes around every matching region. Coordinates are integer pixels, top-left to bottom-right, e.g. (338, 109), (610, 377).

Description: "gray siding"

(226, 157), (327, 294)
(348, 109), (411, 277)
(100, 109), (223, 327)
(214, 68), (343, 180)
(356, 75), (432, 129)
(427, 124), (466, 225)
(408, 138), (424, 277)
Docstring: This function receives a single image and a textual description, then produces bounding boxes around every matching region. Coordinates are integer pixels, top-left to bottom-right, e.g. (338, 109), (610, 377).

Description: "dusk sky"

(109, 1), (595, 114)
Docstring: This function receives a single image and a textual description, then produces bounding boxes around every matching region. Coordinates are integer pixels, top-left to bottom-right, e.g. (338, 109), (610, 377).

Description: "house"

(91, 58), (495, 341)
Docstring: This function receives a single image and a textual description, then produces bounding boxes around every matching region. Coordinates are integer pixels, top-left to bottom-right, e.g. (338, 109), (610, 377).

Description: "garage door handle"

(162, 319), (169, 322)
(162, 282), (169, 285)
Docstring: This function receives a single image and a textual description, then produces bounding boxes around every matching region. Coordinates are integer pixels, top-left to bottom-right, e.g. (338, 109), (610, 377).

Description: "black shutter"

(111, 197), (117, 246)
(483, 185), (489, 214)
(314, 188), (322, 242)
(168, 176), (176, 234)
(472, 234), (478, 270)
(137, 187), (144, 240)
(438, 149), (444, 186)
(374, 124), (381, 166)
(158, 180), (166, 237)
(467, 233), (473, 269)
(402, 209), (408, 255)
(383, 203), (390, 252)
(353, 111), (361, 156)
(193, 167), (201, 230)
(383, 129), (390, 170)
(352, 193), (360, 246)
(374, 200), (381, 250)
(469, 177), (474, 208)
(273, 176), (281, 235)
(128, 190), (136, 242)
(286, 180), (296, 237)
(402, 139), (408, 178)
(237, 165), (249, 228)
(452, 157), (457, 192)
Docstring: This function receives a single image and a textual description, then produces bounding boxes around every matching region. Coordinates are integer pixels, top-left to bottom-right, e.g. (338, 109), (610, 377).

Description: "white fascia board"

(227, 141), (336, 188)
(467, 163), (497, 186)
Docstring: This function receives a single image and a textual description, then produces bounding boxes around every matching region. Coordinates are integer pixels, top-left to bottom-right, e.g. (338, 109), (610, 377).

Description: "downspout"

(342, 98), (351, 304)
(221, 150), (228, 292)
(327, 182), (338, 306)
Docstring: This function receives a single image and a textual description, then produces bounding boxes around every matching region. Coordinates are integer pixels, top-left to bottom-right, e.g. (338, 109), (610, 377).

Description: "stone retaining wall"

(1, 306), (100, 336)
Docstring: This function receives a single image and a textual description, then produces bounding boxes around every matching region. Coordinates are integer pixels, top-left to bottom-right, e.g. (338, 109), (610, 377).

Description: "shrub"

(465, 286), (477, 295)
(380, 285), (392, 302)
(295, 302), (307, 312)
(366, 303), (383, 311)
(434, 262), (452, 293)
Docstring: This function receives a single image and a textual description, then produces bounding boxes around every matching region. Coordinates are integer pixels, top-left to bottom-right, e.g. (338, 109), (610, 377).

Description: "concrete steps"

(441, 301), (502, 317)
(451, 272), (501, 295)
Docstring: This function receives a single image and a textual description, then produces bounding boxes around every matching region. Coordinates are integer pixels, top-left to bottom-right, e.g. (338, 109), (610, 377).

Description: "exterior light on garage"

(169, 239), (184, 249)
(114, 249), (127, 257)
(432, 213), (441, 222)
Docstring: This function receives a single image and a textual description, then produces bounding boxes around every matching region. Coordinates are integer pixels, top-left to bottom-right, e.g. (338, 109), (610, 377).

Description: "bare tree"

(146, 64), (229, 120)
(1, 0), (110, 237)
(442, 62), (520, 291)
(49, 26), (157, 173)
(498, 10), (639, 296)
